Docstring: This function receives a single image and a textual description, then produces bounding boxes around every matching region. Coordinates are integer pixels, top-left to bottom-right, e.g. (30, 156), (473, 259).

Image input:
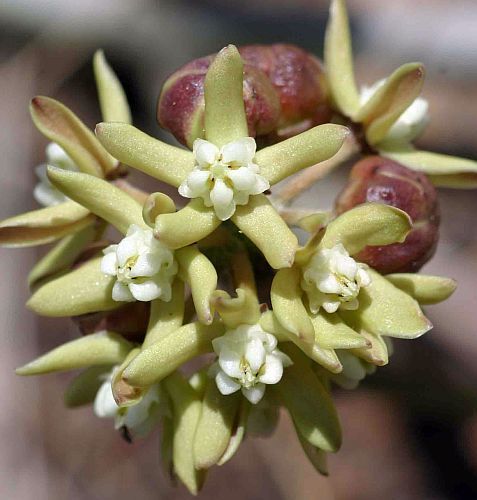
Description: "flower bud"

(157, 44), (330, 147)
(335, 156), (439, 273)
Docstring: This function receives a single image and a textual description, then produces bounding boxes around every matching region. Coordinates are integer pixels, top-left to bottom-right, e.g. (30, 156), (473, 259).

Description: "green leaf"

(0, 201), (93, 248)
(204, 45), (248, 147)
(386, 273), (457, 305)
(270, 268), (314, 343)
(123, 321), (225, 387)
(176, 245), (217, 325)
(30, 96), (116, 177)
(193, 378), (240, 469)
(154, 199), (220, 249)
(64, 365), (110, 408)
(111, 347), (143, 407)
(27, 257), (119, 317)
(255, 124), (349, 185)
(163, 372), (206, 495)
(341, 269), (432, 339)
(324, 0), (360, 117)
(143, 280), (185, 348)
(321, 203), (411, 255)
(93, 50), (132, 124)
(210, 288), (260, 329)
(277, 345), (342, 452)
(28, 223), (98, 287)
(381, 148), (477, 188)
(231, 194), (297, 269)
(95, 122), (194, 187)
(16, 331), (132, 375)
(350, 329), (389, 366)
(355, 63), (425, 145)
(47, 167), (144, 234)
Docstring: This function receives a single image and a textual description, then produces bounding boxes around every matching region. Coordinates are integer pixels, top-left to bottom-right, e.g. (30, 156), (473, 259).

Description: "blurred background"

(1, 0), (477, 498)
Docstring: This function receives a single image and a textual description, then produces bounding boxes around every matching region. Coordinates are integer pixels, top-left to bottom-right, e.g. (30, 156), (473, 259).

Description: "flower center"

(116, 255), (138, 284)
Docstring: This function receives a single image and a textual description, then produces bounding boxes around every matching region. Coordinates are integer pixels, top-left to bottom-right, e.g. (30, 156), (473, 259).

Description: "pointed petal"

(16, 331), (132, 375)
(163, 372), (206, 495)
(154, 199), (220, 249)
(123, 321), (225, 387)
(277, 344), (342, 452)
(231, 194), (297, 269)
(28, 224), (98, 289)
(210, 288), (261, 329)
(322, 202), (412, 256)
(210, 179), (235, 220)
(355, 63), (425, 145)
(204, 45), (248, 147)
(95, 122), (195, 187)
(143, 280), (184, 348)
(381, 148), (477, 188)
(386, 273), (457, 305)
(324, 0), (360, 117)
(350, 329), (389, 367)
(270, 268), (314, 343)
(193, 379), (240, 469)
(47, 167), (144, 234)
(27, 257), (119, 317)
(176, 245), (217, 325)
(0, 202), (92, 248)
(310, 311), (369, 350)
(30, 96), (116, 177)
(255, 124), (349, 185)
(341, 269), (432, 339)
(64, 365), (110, 408)
(93, 50), (132, 124)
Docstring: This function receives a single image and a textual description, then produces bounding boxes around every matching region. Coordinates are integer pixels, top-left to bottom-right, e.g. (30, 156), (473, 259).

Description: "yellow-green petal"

(27, 257), (118, 317)
(193, 379), (240, 470)
(277, 345), (342, 452)
(217, 399), (248, 465)
(142, 192), (176, 228)
(47, 167), (144, 234)
(210, 288), (260, 329)
(154, 200), (220, 249)
(295, 422), (329, 475)
(163, 372), (206, 495)
(0, 202), (92, 248)
(93, 50), (132, 124)
(231, 194), (297, 269)
(310, 311), (369, 350)
(386, 273), (457, 305)
(381, 148), (477, 189)
(342, 269), (432, 339)
(255, 124), (349, 185)
(28, 223), (98, 288)
(355, 63), (425, 145)
(271, 268), (314, 343)
(324, 0), (360, 117)
(204, 45), (248, 147)
(321, 203), (411, 255)
(16, 331), (132, 375)
(123, 321), (224, 387)
(176, 245), (217, 325)
(143, 280), (185, 348)
(350, 329), (389, 366)
(30, 96), (115, 177)
(64, 365), (110, 407)
(95, 122), (194, 187)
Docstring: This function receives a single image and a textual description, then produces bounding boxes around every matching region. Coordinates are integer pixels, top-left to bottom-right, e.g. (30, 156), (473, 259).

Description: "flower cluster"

(1, 1), (470, 495)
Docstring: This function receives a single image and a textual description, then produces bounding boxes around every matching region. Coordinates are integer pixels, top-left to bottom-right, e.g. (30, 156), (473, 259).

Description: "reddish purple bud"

(335, 156), (440, 273)
(157, 44), (330, 148)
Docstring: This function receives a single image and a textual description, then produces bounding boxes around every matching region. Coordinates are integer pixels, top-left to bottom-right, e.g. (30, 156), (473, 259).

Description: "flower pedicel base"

(1, 0), (471, 495)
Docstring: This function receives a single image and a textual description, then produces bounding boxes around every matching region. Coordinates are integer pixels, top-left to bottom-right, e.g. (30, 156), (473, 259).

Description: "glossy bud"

(335, 156), (439, 273)
(158, 44), (330, 147)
